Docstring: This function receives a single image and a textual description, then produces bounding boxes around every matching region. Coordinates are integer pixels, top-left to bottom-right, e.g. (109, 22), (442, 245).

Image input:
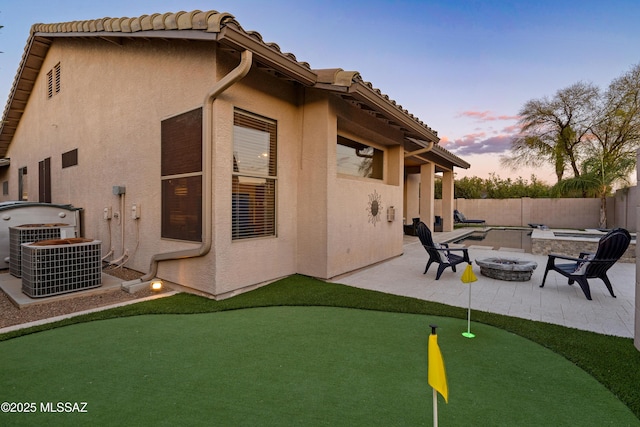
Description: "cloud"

(438, 109), (523, 156)
(440, 113), (523, 156)
(458, 110), (521, 122)
(441, 134), (514, 156)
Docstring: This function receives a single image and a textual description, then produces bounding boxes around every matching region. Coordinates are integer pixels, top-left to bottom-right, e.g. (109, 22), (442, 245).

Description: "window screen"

(161, 108), (203, 242)
(62, 149), (78, 168)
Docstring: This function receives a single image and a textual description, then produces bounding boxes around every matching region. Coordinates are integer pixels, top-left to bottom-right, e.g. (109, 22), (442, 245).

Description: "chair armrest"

(424, 245), (468, 254)
(547, 253), (585, 263)
(425, 245), (470, 264)
(547, 254), (618, 267)
(446, 247), (468, 252)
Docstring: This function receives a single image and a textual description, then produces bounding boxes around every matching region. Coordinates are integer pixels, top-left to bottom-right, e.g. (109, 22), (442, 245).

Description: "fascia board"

(217, 26), (317, 86)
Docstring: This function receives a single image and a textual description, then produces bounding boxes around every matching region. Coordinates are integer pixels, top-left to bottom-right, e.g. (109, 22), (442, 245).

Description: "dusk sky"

(1, 1), (639, 183)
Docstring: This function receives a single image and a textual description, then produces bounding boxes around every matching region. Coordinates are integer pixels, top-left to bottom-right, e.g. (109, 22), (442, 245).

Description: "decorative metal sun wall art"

(367, 190), (383, 226)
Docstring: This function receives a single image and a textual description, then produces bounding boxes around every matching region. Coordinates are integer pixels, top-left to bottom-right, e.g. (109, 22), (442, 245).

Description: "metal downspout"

(140, 50), (253, 282)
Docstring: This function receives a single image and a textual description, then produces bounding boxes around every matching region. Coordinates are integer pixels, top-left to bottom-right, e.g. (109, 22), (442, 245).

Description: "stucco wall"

(0, 37), (409, 296)
(296, 90), (406, 279)
(404, 173), (420, 223)
(206, 52), (300, 295)
(326, 96), (405, 278)
(1, 38), (305, 295)
(328, 177), (402, 277)
(1, 38), (217, 285)
(296, 91), (331, 279)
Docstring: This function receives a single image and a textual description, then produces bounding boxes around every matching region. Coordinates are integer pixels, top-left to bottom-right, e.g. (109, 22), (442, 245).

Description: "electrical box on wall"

(131, 203), (140, 219)
(387, 206), (395, 222)
(103, 207), (112, 220)
(112, 186), (126, 195)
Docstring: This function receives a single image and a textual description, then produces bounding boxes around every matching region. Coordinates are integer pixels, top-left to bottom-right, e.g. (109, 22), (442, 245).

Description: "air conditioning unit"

(0, 202), (82, 269)
(9, 224), (77, 277)
(21, 238), (102, 298)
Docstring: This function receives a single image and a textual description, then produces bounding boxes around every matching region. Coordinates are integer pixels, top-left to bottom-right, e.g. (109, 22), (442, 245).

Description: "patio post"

(441, 169), (454, 232)
(420, 162), (435, 231)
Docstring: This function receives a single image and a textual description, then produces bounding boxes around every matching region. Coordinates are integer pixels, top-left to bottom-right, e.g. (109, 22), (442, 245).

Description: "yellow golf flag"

(461, 263), (477, 283)
(428, 333), (448, 403)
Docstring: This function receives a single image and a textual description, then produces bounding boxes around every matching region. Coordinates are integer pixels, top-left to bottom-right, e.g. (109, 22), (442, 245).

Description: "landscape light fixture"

(150, 279), (163, 291)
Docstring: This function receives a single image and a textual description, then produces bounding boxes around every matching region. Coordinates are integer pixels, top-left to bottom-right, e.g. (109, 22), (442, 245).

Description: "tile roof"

(30, 10), (311, 69)
(0, 9), (468, 168)
(31, 10), (236, 34)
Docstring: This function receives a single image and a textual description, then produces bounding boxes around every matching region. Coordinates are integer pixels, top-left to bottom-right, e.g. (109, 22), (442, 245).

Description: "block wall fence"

(433, 186), (637, 231)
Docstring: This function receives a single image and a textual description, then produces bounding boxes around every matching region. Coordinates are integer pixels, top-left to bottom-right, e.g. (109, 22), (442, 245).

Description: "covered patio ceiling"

(403, 137), (469, 174)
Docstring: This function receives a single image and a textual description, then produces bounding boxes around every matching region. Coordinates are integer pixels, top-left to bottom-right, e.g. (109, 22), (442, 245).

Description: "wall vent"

(21, 239), (102, 298)
(9, 224), (76, 277)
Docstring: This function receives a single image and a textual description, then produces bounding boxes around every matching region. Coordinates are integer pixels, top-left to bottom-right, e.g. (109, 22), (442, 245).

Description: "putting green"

(0, 307), (637, 426)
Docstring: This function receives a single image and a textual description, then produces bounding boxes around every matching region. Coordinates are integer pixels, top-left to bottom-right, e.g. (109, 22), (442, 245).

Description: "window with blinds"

(232, 109), (277, 240)
(161, 108), (203, 242)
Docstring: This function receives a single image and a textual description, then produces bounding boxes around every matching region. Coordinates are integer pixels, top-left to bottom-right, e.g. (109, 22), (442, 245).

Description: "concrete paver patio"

(331, 232), (636, 338)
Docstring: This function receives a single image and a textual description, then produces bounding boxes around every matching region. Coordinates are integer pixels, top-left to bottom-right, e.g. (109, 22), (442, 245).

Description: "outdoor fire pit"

(475, 257), (538, 281)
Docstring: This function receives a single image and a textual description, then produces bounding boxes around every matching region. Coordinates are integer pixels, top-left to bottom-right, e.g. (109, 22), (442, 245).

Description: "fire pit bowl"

(475, 257), (538, 281)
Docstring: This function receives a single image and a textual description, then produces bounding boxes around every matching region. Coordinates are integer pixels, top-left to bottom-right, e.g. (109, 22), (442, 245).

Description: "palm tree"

(552, 148), (635, 228)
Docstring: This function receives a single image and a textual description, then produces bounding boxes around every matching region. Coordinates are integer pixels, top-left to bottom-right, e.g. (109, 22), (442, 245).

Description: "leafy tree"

(452, 176), (485, 199)
(483, 174), (554, 199)
(591, 64), (640, 171)
(435, 174), (553, 199)
(502, 63), (640, 216)
(502, 82), (598, 182)
(551, 64), (640, 227)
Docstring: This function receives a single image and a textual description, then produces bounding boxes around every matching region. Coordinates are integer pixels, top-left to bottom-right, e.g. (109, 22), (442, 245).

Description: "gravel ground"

(0, 265), (170, 329)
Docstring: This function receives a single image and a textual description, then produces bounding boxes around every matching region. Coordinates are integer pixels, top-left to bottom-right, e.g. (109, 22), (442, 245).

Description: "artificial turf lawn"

(1, 306), (638, 426)
(1, 274), (639, 424)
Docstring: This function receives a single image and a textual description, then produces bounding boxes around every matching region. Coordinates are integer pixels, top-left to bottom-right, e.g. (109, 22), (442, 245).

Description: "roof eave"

(0, 35), (53, 156)
(347, 81), (439, 144)
(217, 25), (317, 86)
(432, 144), (470, 169)
(404, 137), (469, 169)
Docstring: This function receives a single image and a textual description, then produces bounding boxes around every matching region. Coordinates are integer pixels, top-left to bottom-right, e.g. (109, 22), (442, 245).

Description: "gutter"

(404, 141), (434, 158)
(140, 49), (253, 282)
